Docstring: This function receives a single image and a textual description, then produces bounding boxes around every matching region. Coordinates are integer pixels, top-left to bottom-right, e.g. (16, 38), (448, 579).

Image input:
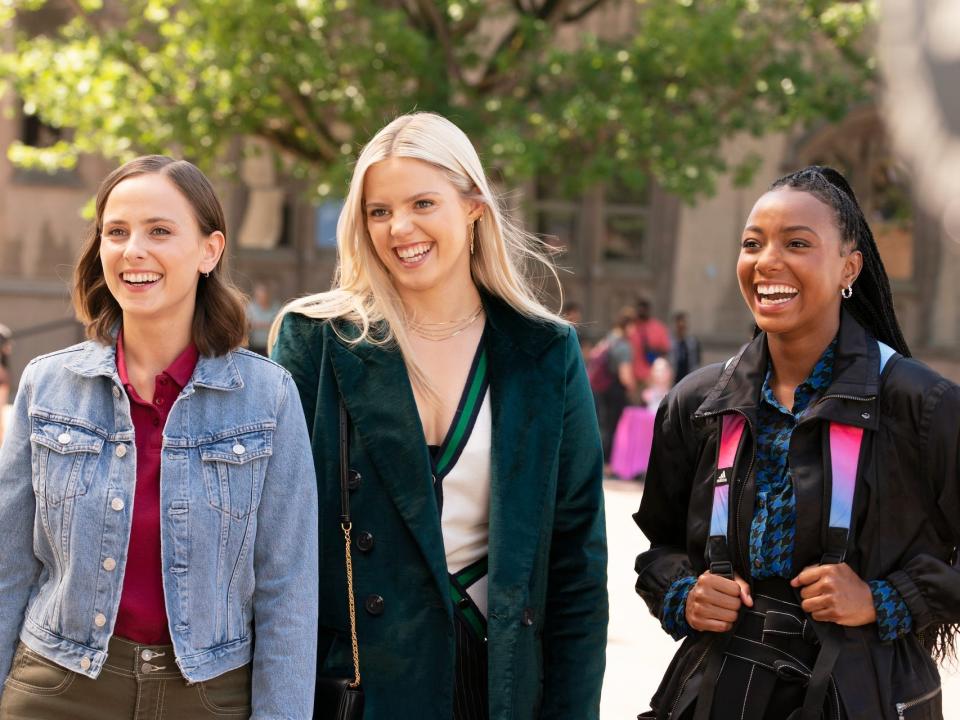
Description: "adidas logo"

(717, 470), (728, 485)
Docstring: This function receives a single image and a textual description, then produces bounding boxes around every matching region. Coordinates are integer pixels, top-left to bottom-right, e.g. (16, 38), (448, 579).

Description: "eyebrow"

(102, 217), (179, 226)
(365, 191), (442, 207)
(742, 224), (820, 236)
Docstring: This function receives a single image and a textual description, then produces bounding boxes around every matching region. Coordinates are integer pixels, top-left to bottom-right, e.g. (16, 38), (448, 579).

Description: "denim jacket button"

(94, 613), (107, 627)
(115, 445), (127, 458)
(103, 558), (116, 571)
(111, 498), (125, 511)
(232, 444), (246, 456)
(79, 657), (91, 671)
(58, 432), (71, 445)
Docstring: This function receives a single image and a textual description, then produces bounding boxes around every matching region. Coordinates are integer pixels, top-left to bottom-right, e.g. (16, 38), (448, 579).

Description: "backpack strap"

(707, 413), (746, 579)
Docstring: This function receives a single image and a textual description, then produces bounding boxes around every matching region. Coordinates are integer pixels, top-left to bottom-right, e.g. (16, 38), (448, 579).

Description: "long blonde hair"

(268, 112), (565, 390)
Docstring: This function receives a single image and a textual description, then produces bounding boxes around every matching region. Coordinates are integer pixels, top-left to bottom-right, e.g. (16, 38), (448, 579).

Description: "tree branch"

(272, 80), (339, 163)
(475, 0), (579, 94)
(414, 0), (464, 85)
(563, 0), (607, 23)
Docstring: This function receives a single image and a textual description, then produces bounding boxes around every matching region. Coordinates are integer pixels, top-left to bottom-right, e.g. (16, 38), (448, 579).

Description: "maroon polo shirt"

(114, 331), (199, 645)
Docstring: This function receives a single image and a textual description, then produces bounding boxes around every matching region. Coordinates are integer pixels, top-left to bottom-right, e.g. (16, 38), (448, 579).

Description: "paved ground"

(600, 480), (960, 719)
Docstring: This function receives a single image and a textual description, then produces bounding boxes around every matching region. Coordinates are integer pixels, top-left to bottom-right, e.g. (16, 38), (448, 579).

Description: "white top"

(441, 388), (492, 617)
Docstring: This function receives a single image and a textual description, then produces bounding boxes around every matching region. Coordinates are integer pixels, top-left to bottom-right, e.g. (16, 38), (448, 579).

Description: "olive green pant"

(0, 636), (251, 720)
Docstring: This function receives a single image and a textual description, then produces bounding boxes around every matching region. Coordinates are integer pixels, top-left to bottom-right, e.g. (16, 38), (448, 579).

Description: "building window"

(532, 176), (580, 260)
(21, 112), (62, 148)
(602, 177), (650, 263)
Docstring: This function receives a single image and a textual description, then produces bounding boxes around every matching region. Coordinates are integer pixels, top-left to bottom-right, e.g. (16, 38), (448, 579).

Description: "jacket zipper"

(896, 686), (941, 719)
(668, 644), (711, 719)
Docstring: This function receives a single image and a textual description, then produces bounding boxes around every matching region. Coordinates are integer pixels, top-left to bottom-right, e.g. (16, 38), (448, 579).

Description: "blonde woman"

(271, 112), (608, 719)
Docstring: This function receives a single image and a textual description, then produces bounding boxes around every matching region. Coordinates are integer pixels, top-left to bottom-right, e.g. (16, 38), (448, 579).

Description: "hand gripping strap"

(708, 414), (745, 578)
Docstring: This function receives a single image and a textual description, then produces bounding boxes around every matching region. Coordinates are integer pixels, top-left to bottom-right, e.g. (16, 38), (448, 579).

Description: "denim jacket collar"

(64, 340), (243, 392)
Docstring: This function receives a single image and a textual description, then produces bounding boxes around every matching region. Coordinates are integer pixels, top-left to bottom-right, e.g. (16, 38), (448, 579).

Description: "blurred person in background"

(0, 156), (318, 719)
(628, 297), (671, 387)
(0, 324), (11, 445)
(641, 357), (674, 412)
(247, 281), (280, 356)
(271, 111), (607, 720)
(636, 166), (958, 720)
(589, 306), (636, 467)
(668, 311), (701, 384)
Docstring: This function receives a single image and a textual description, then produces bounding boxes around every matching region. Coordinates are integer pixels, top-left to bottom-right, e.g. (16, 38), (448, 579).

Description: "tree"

(0, 0), (876, 200)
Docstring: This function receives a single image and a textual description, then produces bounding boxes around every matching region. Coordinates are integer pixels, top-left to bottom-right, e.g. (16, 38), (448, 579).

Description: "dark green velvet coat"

(272, 295), (608, 719)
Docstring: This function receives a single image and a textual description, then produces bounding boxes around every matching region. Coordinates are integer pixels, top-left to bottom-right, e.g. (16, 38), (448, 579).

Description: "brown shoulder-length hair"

(73, 155), (248, 356)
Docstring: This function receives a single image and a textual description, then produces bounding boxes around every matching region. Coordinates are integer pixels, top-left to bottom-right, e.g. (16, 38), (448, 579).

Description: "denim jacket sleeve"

(250, 372), (319, 719)
(0, 361), (41, 691)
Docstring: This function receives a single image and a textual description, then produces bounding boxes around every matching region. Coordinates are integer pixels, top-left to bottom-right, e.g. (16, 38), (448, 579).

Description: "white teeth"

(757, 284), (798, 296)
(759, 295), (794, 305)
(123, 272), (162, 283)
(395, 243), (432, 261)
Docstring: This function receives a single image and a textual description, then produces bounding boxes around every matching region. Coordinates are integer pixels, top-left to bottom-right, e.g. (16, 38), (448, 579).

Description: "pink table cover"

(609, 406), (656, 480)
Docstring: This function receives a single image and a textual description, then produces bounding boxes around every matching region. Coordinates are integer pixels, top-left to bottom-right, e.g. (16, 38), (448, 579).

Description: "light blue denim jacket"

(0, 340), (319, 718)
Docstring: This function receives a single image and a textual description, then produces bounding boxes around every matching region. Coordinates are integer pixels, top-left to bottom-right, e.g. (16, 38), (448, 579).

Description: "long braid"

(770, 166), (911, 357)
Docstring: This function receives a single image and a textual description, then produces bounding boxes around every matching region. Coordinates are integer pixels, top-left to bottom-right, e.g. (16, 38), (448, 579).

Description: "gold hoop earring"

(469, 222), (476, 255)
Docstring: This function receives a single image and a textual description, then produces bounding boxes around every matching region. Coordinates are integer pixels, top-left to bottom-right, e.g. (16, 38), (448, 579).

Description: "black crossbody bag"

(313, 400), (364, 719)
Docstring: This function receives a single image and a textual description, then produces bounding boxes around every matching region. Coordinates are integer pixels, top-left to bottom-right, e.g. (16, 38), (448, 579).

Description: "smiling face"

(363, 157), (482, 300)
(99, 173), (224, 332)
(738, 188), (862, 341)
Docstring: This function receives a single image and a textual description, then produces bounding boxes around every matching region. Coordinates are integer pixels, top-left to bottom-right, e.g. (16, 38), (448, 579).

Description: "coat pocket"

(199, 430), (273, 520)
(30, 418), (104, 506)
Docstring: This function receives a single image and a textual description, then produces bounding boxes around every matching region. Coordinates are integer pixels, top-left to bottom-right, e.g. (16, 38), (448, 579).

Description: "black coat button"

(356, 531), (374, 552)
(347, 470), (361, 491)
(522, 607), (535, 626)
(364, 594), (385, 616)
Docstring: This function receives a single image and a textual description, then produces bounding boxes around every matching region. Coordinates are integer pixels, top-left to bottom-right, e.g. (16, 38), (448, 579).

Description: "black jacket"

(635, 311), (959, 720)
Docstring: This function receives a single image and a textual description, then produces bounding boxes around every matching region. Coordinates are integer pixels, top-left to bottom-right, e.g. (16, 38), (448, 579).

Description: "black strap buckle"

(709, 561), (734, 579)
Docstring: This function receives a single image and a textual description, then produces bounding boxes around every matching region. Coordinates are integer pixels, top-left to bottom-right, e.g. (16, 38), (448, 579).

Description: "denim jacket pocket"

(30, 417), (105, 506)
(199, 430), (273, 520)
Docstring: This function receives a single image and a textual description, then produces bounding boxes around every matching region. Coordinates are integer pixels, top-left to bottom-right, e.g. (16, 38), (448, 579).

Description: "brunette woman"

(636, 166), (958, 720)
(0, 156), (318, 718)
(271, 112), (608, 719)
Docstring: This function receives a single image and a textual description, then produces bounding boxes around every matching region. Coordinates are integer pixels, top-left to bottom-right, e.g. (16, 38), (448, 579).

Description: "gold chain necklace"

(407, 305), (484, 341)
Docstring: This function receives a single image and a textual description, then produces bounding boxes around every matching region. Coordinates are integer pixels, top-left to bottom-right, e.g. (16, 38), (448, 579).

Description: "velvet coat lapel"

(324, 296), (564, 617)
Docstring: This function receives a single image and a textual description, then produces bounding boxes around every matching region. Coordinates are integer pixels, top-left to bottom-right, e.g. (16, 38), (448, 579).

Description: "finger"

(700, 587), (743, 612)
(733, 574), (753, 607)
(690, 616), (735, 634)
(792, 564), (827, 587)
(810, 608), (838, 623)
(801, 594), (832, 616)
(799, 579), (830, 600)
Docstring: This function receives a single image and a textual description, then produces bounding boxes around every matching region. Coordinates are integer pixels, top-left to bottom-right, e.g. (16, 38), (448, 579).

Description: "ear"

(842, 248), (863, 289)
(200, 230), (226, 274)
(464, 197), (485, 223)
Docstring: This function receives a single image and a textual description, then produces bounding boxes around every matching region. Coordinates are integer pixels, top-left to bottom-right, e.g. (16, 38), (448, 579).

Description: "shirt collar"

(761, 337), (837, 416)
(116, 329), (199, 391)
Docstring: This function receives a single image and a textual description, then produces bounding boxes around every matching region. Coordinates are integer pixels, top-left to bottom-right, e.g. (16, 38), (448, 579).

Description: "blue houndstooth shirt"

(661, 340), (912, 641)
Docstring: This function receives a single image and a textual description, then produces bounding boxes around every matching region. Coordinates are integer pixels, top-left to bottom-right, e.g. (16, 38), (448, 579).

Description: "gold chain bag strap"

(313, 399), (364, 719)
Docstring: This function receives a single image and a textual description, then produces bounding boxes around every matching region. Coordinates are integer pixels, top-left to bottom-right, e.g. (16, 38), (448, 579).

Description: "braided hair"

(770, 166), (911, 357)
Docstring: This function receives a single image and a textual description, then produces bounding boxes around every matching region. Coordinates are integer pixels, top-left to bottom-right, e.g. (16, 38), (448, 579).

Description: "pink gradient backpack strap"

(820, 340), (896, 565)
(707, 413), (746, 579)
